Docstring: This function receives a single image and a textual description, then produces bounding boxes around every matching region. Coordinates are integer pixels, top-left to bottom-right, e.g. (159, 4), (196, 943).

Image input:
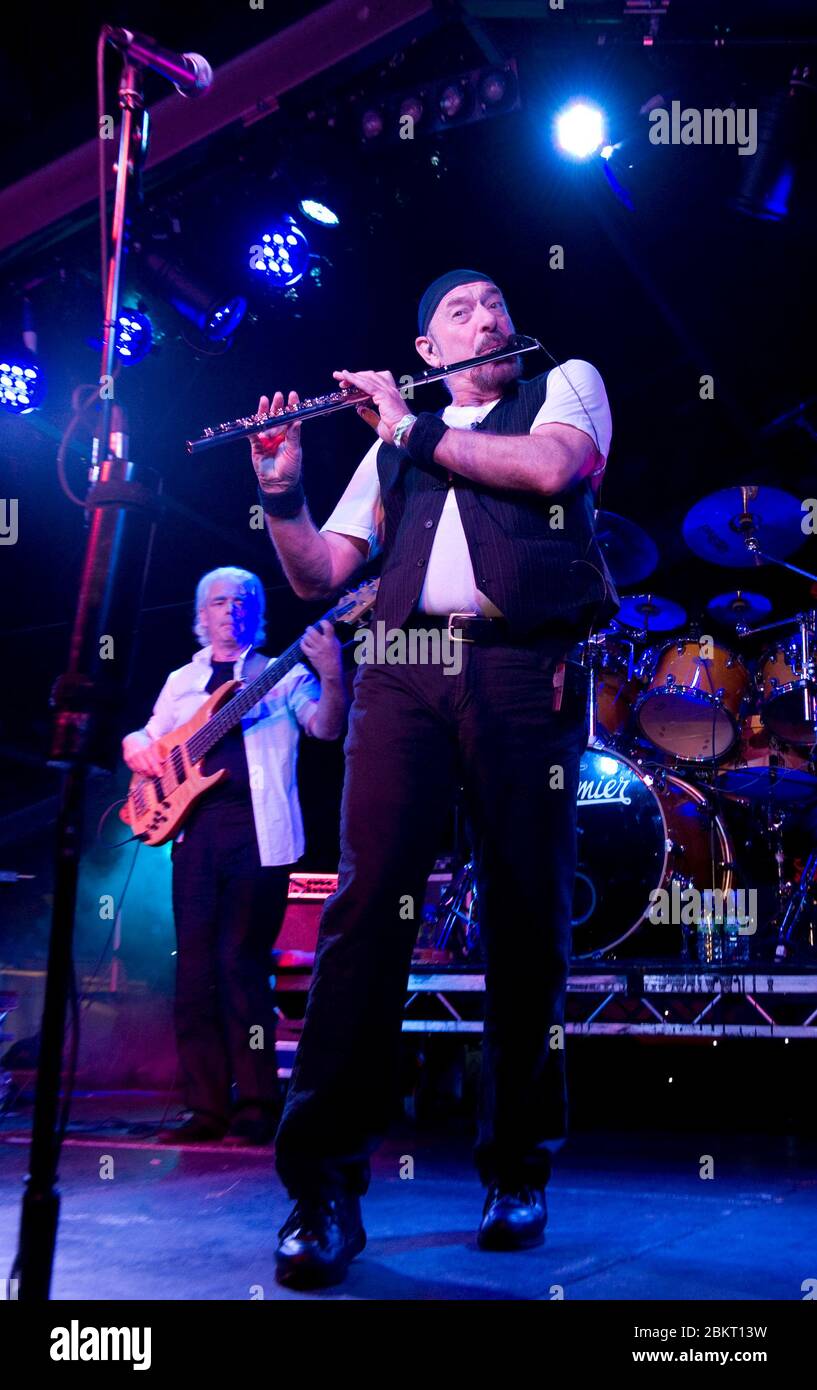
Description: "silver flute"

(185, 334), (542, 454)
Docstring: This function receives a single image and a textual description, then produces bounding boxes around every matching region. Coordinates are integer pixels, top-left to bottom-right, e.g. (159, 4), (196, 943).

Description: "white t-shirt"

(320, 358), (612, 617)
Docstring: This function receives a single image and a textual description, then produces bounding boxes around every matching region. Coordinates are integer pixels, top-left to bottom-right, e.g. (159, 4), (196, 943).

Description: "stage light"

(732, 67), (817, 222)
(0, 352), (45, 415)
(555, 102), (606, 159)
(480, 71), (507, 106)
(355, 61), (518, 147)
(400, 95), (424, 126)
(143, 252), (247, 341)
(249, 218), (310, 288)
(115, 309), (153, 362)
(477, 67), (518, 115)
(205, 299), (246, 338)
(298, 198), (339, 226)
(361, 108), (385, 141)
(438, 79), (470, 123)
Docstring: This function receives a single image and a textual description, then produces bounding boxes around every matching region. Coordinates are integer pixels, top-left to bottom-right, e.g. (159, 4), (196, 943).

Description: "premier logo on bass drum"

(577, 766), (635, 808)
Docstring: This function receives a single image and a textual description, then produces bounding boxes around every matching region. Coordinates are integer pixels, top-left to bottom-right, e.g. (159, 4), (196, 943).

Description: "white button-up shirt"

(139, 644), (320, 866)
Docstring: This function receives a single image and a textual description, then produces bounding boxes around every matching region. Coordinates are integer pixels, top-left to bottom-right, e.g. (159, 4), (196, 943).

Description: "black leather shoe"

(156, 1115), (227, 1144)
(477, 1184), (548, 1251)
(275, 1195), (366, 1289)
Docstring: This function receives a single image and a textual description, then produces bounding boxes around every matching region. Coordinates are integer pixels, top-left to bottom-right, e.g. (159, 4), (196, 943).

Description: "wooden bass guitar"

(120, 578), (378, 845)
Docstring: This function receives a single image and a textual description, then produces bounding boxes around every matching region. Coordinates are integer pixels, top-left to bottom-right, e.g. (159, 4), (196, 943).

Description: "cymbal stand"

(775, 850), (817, 960)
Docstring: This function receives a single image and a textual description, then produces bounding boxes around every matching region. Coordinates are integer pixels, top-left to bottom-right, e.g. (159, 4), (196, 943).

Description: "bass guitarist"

(122, 566), (347, 1145)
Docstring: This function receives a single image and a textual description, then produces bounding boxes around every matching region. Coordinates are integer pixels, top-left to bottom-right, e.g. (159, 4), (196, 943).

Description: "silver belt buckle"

(447, 611), (478, 643)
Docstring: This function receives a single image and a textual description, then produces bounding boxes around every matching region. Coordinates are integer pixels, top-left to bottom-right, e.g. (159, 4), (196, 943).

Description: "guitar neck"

(186, 639), (306, 765)
(170, 578), (378, 769)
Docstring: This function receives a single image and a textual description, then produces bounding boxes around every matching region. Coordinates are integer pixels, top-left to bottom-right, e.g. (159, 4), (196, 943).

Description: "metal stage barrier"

(271, 960), (817, 1043)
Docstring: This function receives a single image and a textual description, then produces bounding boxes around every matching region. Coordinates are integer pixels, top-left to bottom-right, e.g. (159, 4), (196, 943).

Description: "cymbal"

(682, 485), (804, 568)
(716, 765), (817, 808)
(716, 767), (811, 811)
(717, 719), (817, 808)
(707, 590), (773, 627)
(594, 511), (658, 587)
(613, 593), (687, 633)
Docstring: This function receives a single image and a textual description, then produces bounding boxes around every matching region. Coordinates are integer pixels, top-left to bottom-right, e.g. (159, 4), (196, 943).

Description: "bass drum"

(572, 747), (734, 958)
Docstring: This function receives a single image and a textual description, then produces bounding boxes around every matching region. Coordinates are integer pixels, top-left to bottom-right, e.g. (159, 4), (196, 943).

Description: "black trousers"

(274, 635), (589, 1199)
(170, 801), (292, 1125)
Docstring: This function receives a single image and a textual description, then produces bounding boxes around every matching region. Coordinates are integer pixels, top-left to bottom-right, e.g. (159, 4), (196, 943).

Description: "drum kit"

(424, 486), (817, 966)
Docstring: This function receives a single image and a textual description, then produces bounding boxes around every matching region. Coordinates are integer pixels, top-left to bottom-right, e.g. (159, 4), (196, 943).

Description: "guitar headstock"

(328, 578), (380, 627)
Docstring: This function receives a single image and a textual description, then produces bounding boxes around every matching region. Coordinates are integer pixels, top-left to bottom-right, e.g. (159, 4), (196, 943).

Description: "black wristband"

(404, 412), (449, 465)
(257, 480), (305, 519)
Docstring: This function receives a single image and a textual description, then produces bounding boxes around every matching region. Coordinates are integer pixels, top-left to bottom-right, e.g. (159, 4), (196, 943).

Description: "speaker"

(275, 872), (337, 954)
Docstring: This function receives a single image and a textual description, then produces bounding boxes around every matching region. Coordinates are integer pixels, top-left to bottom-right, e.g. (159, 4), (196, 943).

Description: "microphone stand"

(10, 57), (161, 1300)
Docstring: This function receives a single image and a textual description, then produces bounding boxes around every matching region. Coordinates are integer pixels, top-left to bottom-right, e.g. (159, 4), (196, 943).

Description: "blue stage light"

(250, 218), (310, 287)
(142, 252), (248, 344)
(205, 297), (247, 340)
(555, 102), (606, 159)
(0, 354), (45, 415)
(298, 198), (340, 227)
(115, 309), (153, 363)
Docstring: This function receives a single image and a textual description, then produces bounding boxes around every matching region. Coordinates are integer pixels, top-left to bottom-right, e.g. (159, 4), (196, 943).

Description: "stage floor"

(1, 1094), (815, 1301)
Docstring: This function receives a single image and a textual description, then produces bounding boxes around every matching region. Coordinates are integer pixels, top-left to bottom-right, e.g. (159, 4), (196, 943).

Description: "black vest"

(374, 371), (620, 638)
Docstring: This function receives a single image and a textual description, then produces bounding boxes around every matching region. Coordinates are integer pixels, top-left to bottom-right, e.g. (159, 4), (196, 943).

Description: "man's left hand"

(300, 619), (344, 683)
(332, 368), (414, 445)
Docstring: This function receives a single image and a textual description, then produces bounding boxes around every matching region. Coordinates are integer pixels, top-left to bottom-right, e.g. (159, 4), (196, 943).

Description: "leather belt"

(406, 612), (584, 657)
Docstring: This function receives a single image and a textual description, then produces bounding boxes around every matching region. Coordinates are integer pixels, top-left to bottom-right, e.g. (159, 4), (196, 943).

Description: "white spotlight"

(555, 102), (606, 159)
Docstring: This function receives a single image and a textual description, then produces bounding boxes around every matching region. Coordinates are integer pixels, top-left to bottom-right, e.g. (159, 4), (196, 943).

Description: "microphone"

(106, 28), (213, 98)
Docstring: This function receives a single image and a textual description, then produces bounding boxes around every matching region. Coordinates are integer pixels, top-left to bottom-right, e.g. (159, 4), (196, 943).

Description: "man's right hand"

(122, 733), (166, 778)
(249, 389), (303, 493)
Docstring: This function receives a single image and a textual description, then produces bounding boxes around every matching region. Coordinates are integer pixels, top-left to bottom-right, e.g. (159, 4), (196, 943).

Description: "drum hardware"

(775, 851), (817, 960)
(583, 631), (644, 747)
(428, 858), (481, 960)
(762, 804), (799, 956)
(761, 395), (817, 442)
(743, 533), (817, 586)
(647, 763), (669, 792)
(738, 610), (817, 747)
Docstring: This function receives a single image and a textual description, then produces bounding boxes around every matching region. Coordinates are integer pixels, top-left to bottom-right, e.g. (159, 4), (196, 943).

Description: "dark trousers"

(170, 802), (292, 1125)
(274, 636), (589, 1199)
